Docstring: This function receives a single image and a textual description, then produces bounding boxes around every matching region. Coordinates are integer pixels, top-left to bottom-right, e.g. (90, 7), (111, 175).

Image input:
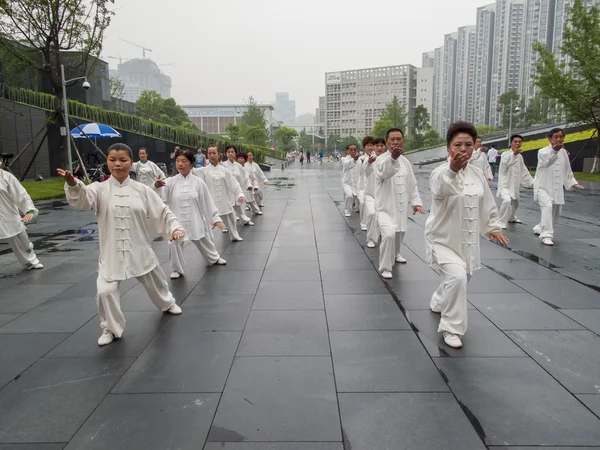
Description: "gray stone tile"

(578, 394), (600, 417)
(210, 253), (268, 271)
(238, 310), (329, 356)
(0, 297), (97, 334)
(467, 268), (526, 294)
(253, 281), (323, 310)
(64, 393), (219, 450)
(0, 358), (133, 443)
(191, 271), (262, 295)
(0, 444), (66, 449)
(112, 331), (240, 393)
(330, 331), (448, 392)
(507, 330), (600, 394)
(384, 280), (476, 311)
(561, 309), (600, 335)
(46, 312), (170, 358)
(315, 230), (357, 242)
(237, 230), (277, 241)
(208, 357), (341, 442)
(59, 273), (137, 298)
(325, 294), (411, 331)
(267, 246), (318, 263)
(0, 314), (19, 327)
(513, 279), (600, 309)
(166, 294), (253, 331)
(408, 309), (526, 357)
(205, 444), (343, 450)
(469, 293), (584, 330)
(318, 253), (374, 271)
(339, 393), (485, 450)
(480, 241), (519, 259)
(322, 270), (388, 295)
(384, 262), (442, 282)
(436, 358), (600, 446)
(0, 284), (75, 313)
(489, 447), (600, 450)
(263, 261), (320, 281)
(273, 237), (316, 247)
(223, 241), (273, 255)
(317, 241), (364, 254)
(483, 258), (565, 280)
(119, 280), (195, 312)
(21, 262), (97, 284)
(0, 333), (69, 389)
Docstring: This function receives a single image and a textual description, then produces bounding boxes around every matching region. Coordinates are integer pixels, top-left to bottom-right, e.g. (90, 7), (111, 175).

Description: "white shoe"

(542, 238), (554, 246)
(28, 263), (44, 270)
(259, 204), (265, 207)
(361, 225), (368, 231)
(215, 258), (227, 265)
(170, 271), (181, 279)
(533, 226), (541, 236)
(509, 218), (523, 224)
(395, 255), (407, 264)
(255, 211), (263, 215)
(98, 329), (115, 346)
(443, 331), (462, 349)
(222, 229), (229, 233)
(344, 211), (351, 217)
(233, 237), (244, 242)
(381, 270), (393, 279)
(367, 241), (376, 248)
(236, 217), (240, 221)
(244, 221), (255, 226)
(167, 304), (182, 315)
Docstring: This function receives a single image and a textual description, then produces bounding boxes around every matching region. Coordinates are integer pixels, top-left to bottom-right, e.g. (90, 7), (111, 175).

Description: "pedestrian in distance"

(299, 151), (304, 165)
(487, 144), (499, 177)
(469, 137), (494, 181)
(307, 150), (311, 164)
(196, 147), (206, 168)
(57, 143), (185, 347)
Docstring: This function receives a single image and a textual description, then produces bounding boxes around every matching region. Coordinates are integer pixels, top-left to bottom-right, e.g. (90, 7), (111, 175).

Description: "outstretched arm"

(57, 168), (99, 211)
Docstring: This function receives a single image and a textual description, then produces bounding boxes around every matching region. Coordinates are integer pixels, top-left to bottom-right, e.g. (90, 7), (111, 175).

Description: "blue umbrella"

(70, 123), (122, 139)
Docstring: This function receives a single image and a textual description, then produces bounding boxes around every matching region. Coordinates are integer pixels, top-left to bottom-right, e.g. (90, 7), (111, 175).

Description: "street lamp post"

(61, 64), (90, 170)
(507, 98), (521, 148)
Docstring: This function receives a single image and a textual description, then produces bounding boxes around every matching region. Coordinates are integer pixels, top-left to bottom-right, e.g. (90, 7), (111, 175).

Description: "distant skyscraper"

(111, 59), (171, 104)
(455, 25), (477, 123)
(274, 92), (296, 125)
(422, 51), (435, 68)
(416, 67), (434, 123)
(315, 96), (326, 128)
(441, 32), (458, 133)
(473, 3), (496, 126)
(432, 46), (445, 134)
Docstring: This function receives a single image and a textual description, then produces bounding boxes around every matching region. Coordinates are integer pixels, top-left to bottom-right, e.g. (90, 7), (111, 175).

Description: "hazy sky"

(102, 0), (488, 116)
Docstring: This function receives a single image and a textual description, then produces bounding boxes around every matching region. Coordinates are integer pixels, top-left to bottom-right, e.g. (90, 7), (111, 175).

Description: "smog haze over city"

(102, 0), (487, 114)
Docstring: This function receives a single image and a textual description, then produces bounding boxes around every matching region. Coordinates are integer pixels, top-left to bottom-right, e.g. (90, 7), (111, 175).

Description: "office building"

(455, 25), (477, 123)
(111, 58), (171, 104)
(274, 92), (296, 126)
(324, 64), (417, 138)
(315, 96), (326, 127)
(441, 32), (458, 132)
(473, 3), (496, 126)
(181, 104), (274, 135)
(431, 46), (445, 134)
(416, 67), (434, 120)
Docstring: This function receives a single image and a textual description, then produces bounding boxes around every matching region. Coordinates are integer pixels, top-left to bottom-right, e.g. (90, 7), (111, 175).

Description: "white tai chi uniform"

(469, 148), (493, 180)
(64, 176), (183, 338)
(222, 160), (254, 222)
(363, 156), (380, 245)
(374, 152), (423, 273)
(341, 156), (357, 215)
(357, 154), (369, 229)
(0, 170), (42, 269)
(425, 162), (502, 337)
(532, 145), (578, 240)
(351, 156), (362, 212)
(131, 160), (166, 189)
(161, 173), (222, 274)
(192, 164), (244, 241)
(496, 150), (534, 228)
(247, 161), (268, 206)
(242, 164), (262, 214)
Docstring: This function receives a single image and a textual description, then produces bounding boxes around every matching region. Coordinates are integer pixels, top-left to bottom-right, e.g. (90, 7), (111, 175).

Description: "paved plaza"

(0, 161), (599, 449)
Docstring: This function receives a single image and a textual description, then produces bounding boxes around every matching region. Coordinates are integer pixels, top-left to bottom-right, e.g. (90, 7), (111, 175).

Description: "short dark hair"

(139, 147), (148, 152)
(446, 121), (477, 147)
(548, 127), (565, 138)
(346, 144), (357, 151)
(386, 128), (404, 140)
(362, 136), (374, 147)
(225, 145), (237, 152)
(107, 143), (133, 160)
(373, 137), (386, 146)
(236, 152), (248, 162)
(510, 134), (523, 143)
(175, 148), (196, 164)
(207, 143), (218, 151)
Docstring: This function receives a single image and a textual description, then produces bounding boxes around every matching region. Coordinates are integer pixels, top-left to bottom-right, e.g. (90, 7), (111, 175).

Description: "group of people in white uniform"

(341, 123), (583, 349)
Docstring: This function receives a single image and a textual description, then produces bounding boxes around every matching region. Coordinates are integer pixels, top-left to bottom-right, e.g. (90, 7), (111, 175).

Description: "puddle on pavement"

(268, 177), (295, 188)
(2, 223), (99, 256)
(511, 250), (561, 269)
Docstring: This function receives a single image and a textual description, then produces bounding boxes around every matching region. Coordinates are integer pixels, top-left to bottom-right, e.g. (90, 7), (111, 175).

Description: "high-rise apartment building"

(315, 96), (326, 128)
(416, 67), (434, 121)
(489, 0), (526, 127)
(324, 65), (417, 138)
(422, 51), (435, 68)
(111, 59), (172, 104)
(455, 26), (477, 123)
(274, 92), (296, 126)
(473, 3), (496, 126)
(432, 46), (445, 134)
(441, 33), (458, 133)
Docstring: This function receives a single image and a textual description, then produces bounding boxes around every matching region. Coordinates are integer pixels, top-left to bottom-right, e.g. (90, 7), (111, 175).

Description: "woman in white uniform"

(222, 145), (255, 225)
(362, 137), (387, 248)
(58, 143), (184, 347)
(246, 151), (269, 208)
(131, 147), (166, 188)
(155, 149), (227, 280)
(425, 122), (508, 349)
(237, 152), (262, 215)
(0, 168), (43, 271)
(469, 137), (494, 181)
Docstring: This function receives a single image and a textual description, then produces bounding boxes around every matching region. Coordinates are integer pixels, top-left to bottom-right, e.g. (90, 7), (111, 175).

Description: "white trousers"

(343, 184), (354, 214)
(7, 230), (40, 268)
(169, 238), (220, 274)
(247, 200), (261, 214)
(255, 189), (264, 206)
(358, 190), (367, 228)
(534, 190), (562, 240)
(221, 212), (241, 240)
(364, 195), (379, 245)
(378, 226), (405, 273)
(498, 194), (519, 227)
(430, 262), (470, 336)
(233, 204), (252, 224)
(96, 266), (175, 338)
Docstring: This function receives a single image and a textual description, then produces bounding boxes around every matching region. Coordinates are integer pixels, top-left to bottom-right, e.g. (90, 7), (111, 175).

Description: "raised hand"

(449, 150), (469, 173)
(213, 222), (225, 231)
(390, 146), (404, 160)
(368, 155), (377, 164)
(412, 205), (427, 215)
(155, 175), (166, 188)
(56, 168), (77, 186)
(490, 231), (509, 245)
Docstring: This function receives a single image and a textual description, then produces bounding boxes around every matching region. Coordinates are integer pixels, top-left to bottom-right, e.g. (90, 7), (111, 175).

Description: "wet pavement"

(0, 161), (599, 449)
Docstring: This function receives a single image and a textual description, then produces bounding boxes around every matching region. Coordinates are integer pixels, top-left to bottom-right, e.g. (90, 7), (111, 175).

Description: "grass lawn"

(529, 171), (600, 182)
(21, 178), (65, 201)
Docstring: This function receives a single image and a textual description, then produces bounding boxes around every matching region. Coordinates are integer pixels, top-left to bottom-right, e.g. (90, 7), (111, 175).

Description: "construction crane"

(107, 55), (133, 64)
(120, 39), (152, 59)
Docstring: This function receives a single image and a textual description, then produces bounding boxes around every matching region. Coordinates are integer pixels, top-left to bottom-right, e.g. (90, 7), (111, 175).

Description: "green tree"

(326, 134), (340, 151)
(372, 118), (394, 139)
(476, 125), (497, 137)
(239, 96), (269, 147)
(339, 136), (361, 152)
(413, 104), (430, 135)
(523, 95), (548, 127)
(225, 123), (243, 142)
(161, 98), (191, 125)
(497, 91), (521, 129)
(297, 129), (314, 152)
(0, 0), (114, 167)
(109, 76), (125, 100)
(534, 0), (600, 172)
(275, 126), (298, 151)
(422, 128), (443, 147)
(136, 90), (165, 120)
(380, 95), (408, 130)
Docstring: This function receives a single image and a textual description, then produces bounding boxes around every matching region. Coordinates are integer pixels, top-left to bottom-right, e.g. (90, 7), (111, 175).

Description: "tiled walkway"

(0, 163), (599, 449)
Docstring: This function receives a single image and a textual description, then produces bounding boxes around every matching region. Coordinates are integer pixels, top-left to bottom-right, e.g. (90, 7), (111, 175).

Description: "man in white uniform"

(193, 144), (246, 242)
(362, 137), (387, 248)
(0, 168), (43, 271)
(375, 128), (426, 280)
(487, 145), (499, 178)
(533, 128), (584, 246)
(358, 136), (374, 231)
(341, 144), (359, 217)
(497, 134), (534, 229)
(469, 138), (493, 181)
(246, 152), (269, 208)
